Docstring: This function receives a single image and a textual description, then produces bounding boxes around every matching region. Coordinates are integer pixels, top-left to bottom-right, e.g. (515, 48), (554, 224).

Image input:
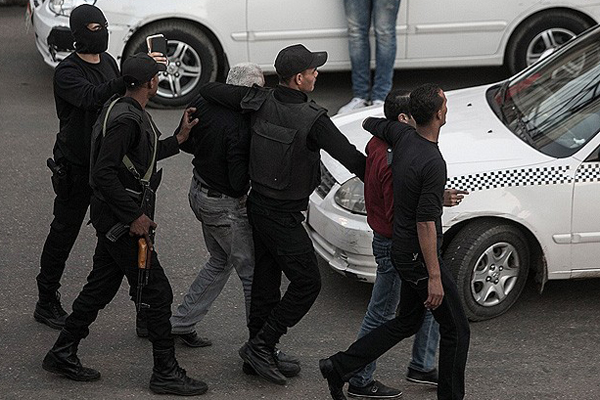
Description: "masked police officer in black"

(42, 53), (207, 396)
(200, 44), (366, 386)
(34, 4), (127, 329)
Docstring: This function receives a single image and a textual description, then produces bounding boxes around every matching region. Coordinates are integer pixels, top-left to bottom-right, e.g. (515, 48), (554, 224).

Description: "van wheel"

(443, 221), (530, 321)
(124, 21), (219, 108)
(506, 11), (591, 74)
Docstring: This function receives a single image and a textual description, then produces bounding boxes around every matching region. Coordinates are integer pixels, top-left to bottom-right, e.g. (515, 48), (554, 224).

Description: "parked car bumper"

(306, 190), (376, 283)
(29, 0), (69, 66)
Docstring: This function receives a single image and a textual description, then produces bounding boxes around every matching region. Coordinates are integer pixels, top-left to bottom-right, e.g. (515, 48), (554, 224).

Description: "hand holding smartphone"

(146, 34), (168, 65)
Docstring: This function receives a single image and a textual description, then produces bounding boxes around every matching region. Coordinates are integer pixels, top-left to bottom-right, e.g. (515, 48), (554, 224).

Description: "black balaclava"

(69, 4), (109, 54)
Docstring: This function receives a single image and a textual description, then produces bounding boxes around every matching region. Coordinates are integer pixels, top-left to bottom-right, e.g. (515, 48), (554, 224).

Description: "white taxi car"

(28, 0), (600, 107)
(307, 25), (600, 321)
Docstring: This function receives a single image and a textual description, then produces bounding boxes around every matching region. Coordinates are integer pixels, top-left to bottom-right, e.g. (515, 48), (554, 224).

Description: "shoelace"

(49, 293), (67, 316)
(176, 365), (188, 378)
(51, 304), (66, 317)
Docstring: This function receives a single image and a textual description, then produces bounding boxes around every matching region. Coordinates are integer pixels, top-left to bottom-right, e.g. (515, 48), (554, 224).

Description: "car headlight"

(49, 0), (96, 16)
(334, 177), (366, 215)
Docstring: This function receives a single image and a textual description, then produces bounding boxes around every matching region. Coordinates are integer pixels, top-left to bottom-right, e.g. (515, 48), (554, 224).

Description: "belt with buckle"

(194, 175), (223, 198)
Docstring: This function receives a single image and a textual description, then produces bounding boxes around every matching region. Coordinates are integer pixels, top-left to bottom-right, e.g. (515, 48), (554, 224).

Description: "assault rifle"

(136, 232), (153, 312)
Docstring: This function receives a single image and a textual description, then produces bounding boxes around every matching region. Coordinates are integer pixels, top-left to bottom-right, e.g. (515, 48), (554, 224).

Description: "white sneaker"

(337, 97), (369, 115)
(372, 99), (385, 107)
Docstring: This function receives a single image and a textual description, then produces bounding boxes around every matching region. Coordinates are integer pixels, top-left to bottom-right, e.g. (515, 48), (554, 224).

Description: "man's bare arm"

(417, 221), (444, 309)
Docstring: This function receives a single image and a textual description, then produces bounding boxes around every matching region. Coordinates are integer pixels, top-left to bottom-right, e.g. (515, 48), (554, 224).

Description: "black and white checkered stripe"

(446, 165), (573, 192)
(574, 163), (600, 183)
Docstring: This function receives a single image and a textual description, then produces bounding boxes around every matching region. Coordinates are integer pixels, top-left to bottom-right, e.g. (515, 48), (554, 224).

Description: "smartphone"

(146, 33), (168, 56)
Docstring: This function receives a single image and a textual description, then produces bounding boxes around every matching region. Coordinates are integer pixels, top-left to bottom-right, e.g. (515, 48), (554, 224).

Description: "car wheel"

(443, 221), (530, 321)
(506, 11), (592, 75)
(124, 21), (219, 108)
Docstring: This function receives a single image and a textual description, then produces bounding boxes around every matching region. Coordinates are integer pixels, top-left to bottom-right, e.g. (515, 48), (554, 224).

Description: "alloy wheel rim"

(157, 40), (202, 99)
(471, 242), (520, 307)
(526, 28), (575, 66)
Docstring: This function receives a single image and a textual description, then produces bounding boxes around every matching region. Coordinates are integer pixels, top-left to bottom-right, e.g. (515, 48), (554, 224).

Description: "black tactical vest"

(247, 91), (326, 200)
(90, 96), (162, 218)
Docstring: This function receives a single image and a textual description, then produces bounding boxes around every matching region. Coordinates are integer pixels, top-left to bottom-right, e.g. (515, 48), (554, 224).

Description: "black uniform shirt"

(363, 118), (446, 254)
(177, 95), (251, 198)
(53, 52), (125, 169)
(199, 83), (366, 211)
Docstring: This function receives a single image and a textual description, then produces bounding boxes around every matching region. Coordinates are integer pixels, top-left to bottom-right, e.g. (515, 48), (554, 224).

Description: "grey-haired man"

(168, 64), (263, 349)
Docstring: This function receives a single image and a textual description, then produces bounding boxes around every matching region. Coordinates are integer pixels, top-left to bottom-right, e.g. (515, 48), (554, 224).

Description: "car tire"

(506, 11), (592, 75)
(124, 21), (219, 108)
(443, 221), (530, 321)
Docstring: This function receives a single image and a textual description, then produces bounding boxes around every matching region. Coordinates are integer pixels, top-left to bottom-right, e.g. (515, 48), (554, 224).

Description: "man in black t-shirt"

(34, 5), (127, 329)
(320, 84), (470, 400)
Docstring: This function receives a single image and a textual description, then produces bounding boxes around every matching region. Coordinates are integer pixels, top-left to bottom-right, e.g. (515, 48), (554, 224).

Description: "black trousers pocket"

(392, 252), (429, 285)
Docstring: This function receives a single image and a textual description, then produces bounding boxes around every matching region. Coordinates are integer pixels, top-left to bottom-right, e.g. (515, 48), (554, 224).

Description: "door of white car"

(405, 0), (527, 60)
(571, 145), (600, 277)
(246, 0), (407, 71)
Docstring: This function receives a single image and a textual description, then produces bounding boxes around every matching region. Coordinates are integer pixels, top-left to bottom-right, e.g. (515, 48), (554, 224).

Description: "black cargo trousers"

(64, 232), (174, 350)
(37, 164), (92, 302)
(246, 200), (322, 343)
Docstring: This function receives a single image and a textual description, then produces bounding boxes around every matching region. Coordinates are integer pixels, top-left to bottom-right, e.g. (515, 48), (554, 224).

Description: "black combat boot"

(42, 329), (100, 381)
(34, 291), (68, 329)
(242, 347), (301, 378)
(274, 348), (300, 365)
(149, 347), (208, 396)
(239, 324), (287, 385)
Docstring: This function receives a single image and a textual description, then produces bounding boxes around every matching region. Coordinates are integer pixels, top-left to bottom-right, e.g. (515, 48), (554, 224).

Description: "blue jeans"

(349, 233), (440, 388)
(170, 176), (254, 334)
(343, 0), (401, 102)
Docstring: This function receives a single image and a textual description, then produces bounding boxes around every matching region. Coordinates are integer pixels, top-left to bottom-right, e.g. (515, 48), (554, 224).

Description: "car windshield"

(492, 29), (600, 158)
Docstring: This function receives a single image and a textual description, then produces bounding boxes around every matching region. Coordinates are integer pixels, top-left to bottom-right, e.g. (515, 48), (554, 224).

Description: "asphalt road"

(2, 6), (600, 400)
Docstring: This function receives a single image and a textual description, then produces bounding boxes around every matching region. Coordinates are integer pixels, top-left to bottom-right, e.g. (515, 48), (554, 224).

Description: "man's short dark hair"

(278, 74), (294, 85)
(384, 89), (411, 121)
(409, 83), (443, 126)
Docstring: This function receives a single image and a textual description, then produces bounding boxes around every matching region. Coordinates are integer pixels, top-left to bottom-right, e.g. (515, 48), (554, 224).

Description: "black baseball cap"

(274, 44), (328, 78)
(122, 53), (167, 86)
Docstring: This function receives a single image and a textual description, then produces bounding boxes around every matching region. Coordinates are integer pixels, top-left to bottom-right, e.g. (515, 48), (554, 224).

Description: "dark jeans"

(330, 254), (470, 400)
(246, 200), (321, 343)
(37, 168), (92, 302)
(65, 233), (174, 350)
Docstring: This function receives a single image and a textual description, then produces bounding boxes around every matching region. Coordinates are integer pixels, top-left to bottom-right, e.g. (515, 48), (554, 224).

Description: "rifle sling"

(102, 97), (158, 185)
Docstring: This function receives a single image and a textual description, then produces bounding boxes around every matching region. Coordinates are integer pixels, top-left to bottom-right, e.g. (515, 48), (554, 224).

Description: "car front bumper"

(306, 190), (376, 283)
(29, 0), (71, 66)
